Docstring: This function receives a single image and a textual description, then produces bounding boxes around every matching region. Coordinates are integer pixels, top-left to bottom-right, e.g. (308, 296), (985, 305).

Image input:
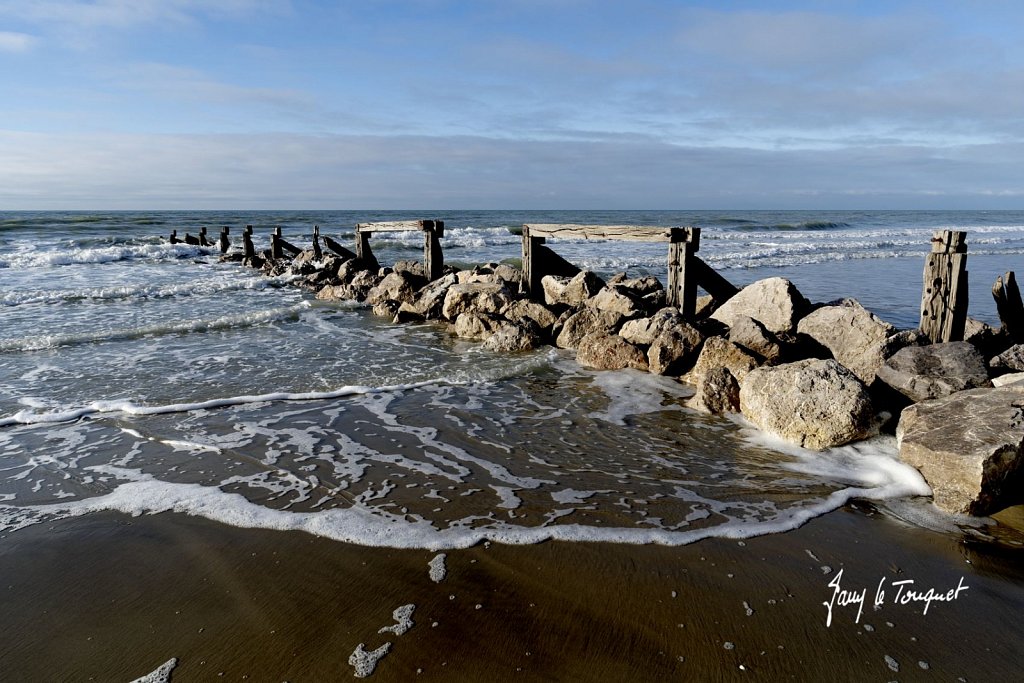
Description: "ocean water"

(2, 209), (1023, 548)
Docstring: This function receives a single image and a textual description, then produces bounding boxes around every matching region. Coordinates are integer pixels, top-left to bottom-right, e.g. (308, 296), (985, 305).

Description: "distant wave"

(2, 241), (213, 269)
(0, 302), (311, 352)
(1, 273), (298, 306)
(729, 221), (851, 232)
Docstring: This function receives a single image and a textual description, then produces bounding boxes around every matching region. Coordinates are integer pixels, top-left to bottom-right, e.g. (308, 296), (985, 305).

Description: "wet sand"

(2, 503), (1023, 682)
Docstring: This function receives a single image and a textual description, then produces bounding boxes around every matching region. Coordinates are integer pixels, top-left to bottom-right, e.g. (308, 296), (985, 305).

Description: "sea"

(2, 209), (1023, 552)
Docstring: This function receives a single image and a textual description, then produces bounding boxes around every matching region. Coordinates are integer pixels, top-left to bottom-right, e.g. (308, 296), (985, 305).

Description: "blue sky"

(2, 0), (1024, 209)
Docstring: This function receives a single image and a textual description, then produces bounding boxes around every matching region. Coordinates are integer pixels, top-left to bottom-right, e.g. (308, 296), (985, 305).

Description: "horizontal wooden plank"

(357, 220), (432, 233)
(524, 224), (680, 242)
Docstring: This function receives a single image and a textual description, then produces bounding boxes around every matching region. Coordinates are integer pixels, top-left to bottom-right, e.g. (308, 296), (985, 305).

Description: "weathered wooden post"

(271, 226), (282, 259)
(324, 234), (357, 260)
(169, 229), (179, 244)
(920, 230), (968, 343)
(423, 220), (444, 281)
(355, 228), (378, 270)
(243, 225), (255, 261)
(199, 227), (211, 247)
(992, 271), (1024, 343)
(667, 227), (700, 316)
(312, 225), (323, 261)
(218, 226), (230, 254)
(521, 226), (545, 298)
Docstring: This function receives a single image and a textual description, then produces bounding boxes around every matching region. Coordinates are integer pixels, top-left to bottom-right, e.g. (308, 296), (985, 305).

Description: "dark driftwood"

(919, 230), (968, 343)
(993, 271), (1024, 343)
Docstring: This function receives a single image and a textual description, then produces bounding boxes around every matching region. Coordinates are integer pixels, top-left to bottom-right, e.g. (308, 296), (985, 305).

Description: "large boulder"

(991, 344), (1024, 373)
(587, 285), (646, 319)
(688, 366), (740, 414)
(740, 359), (875, 450)
(501, 300), (559, 337)
(412, 272), (459, 319)
(483, 321), (541, 353)
(441, 282), (514, 321)
(619, 307), (688, 347)
(728, 315), (784, 364)
(711, 277), (810, 334)
(897, 384), (1024, 515)
(686, 336), (760, 385)
(647, 327), (703, 376)
(877, 341), (991, 402)
(366, 271), (420, 306)
(796, 299), (898, 383)
(452, 311), (509, 340)
(576, 332), (648, 371)
(555, 309), (625, 350)
(542, 270), (604, 307)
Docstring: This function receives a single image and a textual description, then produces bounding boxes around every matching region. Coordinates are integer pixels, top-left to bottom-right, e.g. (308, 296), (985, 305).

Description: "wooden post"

(218, 226), (230, 254)
(992, 271), (1024, 343)
(356, 231), (380, 270)
(920, 230), (968, 343)
(324, 234), (357, 261)
(667, 227), (700, 316)
(169, 229), (179, 244)
(199, 227), (210, 247)
(271, 227), (282, 259)
(521, 226), (547, 299)
(313, 225), (323, 260)
(423, 220), (444, 281)
(243, 227), (255, 261)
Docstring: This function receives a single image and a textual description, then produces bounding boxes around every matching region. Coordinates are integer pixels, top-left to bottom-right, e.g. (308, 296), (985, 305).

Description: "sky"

(2, 0), (1024, 210)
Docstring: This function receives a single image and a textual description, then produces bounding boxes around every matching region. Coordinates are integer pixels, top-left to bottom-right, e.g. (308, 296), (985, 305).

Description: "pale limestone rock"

(501, 300), (559, 336)
(587, 285), (645, 319)
(711, 277), (810, 334)
(483, 322), (542, 353)
(991, 344), (1024, 373)
(687, 336), (760, 385)
(740, 359), (875, 450)
(647, 327), (703, 376)
(796, 299), (896, 384)
(688, 366), (740, 414)
(897, 384), (1024, 515)
(619, 307), (688, 347)
(555, 309), (625, 350)
(412, 273), (458, 319)
(441, 282), (513, 321)
(728, 315), (783, 364)
(576, 332), (648, 371)
(877, 341), (991, 402)
(366, 271), (419, 306)
(451, 311), (509, 340)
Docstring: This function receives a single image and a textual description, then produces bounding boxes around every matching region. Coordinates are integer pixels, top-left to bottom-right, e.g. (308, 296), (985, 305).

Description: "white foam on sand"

(349, 642), (391, 678)
(377, 604), (415, 636)
(129, 658), (177, 683)
(428, 553), (447, 583)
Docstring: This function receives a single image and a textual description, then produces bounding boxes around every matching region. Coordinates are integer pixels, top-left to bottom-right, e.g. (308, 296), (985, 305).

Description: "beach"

(2, 210), (1024, 681)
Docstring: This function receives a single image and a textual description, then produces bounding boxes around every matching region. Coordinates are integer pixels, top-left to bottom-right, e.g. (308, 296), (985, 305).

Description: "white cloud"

(0, 30), (36, 52)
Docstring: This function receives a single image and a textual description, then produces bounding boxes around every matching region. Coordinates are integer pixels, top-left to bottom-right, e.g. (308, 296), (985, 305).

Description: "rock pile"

(235, 248), (1024, 517)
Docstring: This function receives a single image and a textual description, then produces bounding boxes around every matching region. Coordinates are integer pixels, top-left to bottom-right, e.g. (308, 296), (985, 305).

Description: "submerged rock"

(897, 384), (1024, 515)
(877, 341), (991, 402)
(740, 359), (875, 450)
(711, 277), (810, 334)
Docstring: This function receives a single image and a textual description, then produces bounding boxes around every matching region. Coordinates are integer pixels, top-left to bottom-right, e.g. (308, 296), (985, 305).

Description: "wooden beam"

(692, 257), (738, 303)
(356, 220), (434, 233)
(523, 224), (677, 242)
(323, 235), (357, 261)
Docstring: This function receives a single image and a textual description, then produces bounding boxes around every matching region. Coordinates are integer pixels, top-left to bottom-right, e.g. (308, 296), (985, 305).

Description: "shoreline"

(2, 503), (1023, 681)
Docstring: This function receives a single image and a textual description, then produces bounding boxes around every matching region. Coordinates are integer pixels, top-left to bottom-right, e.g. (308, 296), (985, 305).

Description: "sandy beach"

(2, 501), (1022, 681)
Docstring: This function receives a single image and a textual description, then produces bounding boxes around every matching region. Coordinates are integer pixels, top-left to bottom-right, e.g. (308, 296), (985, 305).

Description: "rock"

(608, 274), (664, 298)
(576, 332), (648, 371)
(993, 372), (1024, 387)
(366, 271), (420, 306)
(619, 307), (688, 347)
(991, 344), (1024, 373)
(897, 384), (1024, 515)
(501, 300), (559, 336)
(728, 315), (784, 364)
(290, 248), (320, 274)
(688, 366), (740, 414)
(393, 302), (424, 324)
(694, 295), (717, 318)
(372, 300), (399, 318)
(687, 336), (760, 385)
(648, 327), (703, 376)
(587, 285), (646, 319)
(441, 282), (514, 321)
(796, 299), (897, 384)
(392, 259), (426, 280)
(877, 342), (991, 402)
(412, 272), (458, 319)
(452, 311), (509, 340)
(316, 269), (380, 301)
(711, 277), (810, 334)
(491, 263), (523, 287)
(555, 309), (625, 350)
(964, 317), (1010, 359)
(543, 271), (604, 307)
(740, 359), (875, 450)
(483, 322), (541, 353)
